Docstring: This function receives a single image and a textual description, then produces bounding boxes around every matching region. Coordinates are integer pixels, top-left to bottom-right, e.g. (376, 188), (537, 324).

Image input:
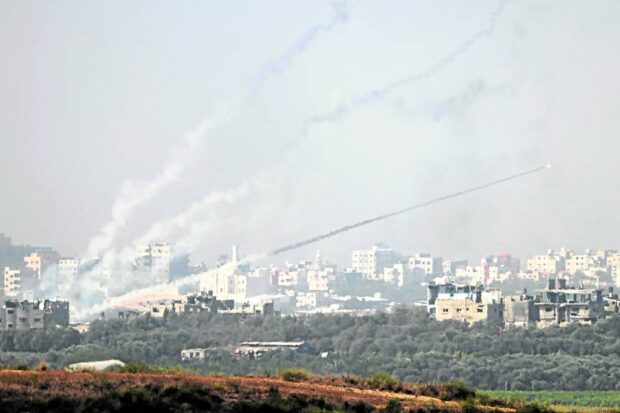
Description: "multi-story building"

(526, 251), (565, 275)
(351, 244), (399, 279)
(408, 253), (442, 276)
(0, 299), (69, 330)
(135, 242), (189, 283)
(504, 294), (536, 328)
(307, 268), (334, 291)
(3, 267), (21, 297)
(442, 260), (468, 275)
(428, 283), (503, 324)
(58, 257), (79, 279)
(565, 254), (595, 275)
(23, 250), (58, 279)
(277, 268), (308, 289)
(607, 253), (620, 287)
(534, 278), (605, 327)
(383, 263), (415, 287)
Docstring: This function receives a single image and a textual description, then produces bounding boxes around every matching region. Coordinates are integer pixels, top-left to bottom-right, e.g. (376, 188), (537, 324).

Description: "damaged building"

(427, 283), (503, 324)
(0, 299), (69, 330)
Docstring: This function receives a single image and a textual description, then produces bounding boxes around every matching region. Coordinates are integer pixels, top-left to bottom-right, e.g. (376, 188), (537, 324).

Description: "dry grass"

(0, 369), (520, 412)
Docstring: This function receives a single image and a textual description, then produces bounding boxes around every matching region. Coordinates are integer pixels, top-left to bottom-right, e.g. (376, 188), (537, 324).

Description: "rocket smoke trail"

(270, 165), (550, 256)
(74, 165), (549, 321)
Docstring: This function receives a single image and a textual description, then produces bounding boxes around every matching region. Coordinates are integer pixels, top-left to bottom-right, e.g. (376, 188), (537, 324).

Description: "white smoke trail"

(299, 0), (508, 137)
(74, 165), (550, 321)
(255, 0), (349, 83)
(84, 108), (232, 260)
(85, 1), (352, 261)
(63, 177), (267, 310)
(69, 3), (354, 317)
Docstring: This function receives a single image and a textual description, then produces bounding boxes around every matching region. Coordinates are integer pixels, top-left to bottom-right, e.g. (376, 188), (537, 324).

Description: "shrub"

(368, 371), (399, 390)
(279, 368), (314, 382)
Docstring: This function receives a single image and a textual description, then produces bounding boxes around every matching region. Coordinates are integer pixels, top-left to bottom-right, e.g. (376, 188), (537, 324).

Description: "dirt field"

(0, 370), (516, 412)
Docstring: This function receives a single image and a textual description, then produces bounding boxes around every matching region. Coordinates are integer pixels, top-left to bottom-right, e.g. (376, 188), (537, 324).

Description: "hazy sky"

(1, 0), (620, 266)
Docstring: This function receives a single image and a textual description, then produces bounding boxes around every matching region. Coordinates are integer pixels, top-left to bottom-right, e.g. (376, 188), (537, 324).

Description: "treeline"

(2, 308), (620, 390)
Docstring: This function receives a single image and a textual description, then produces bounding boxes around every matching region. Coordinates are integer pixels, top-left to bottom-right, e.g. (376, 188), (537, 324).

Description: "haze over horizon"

(2, 0), (620, 266)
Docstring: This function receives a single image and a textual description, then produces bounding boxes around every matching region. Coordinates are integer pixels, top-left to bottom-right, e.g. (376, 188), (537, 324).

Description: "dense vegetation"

(481, 390), (620, 409)
(2, 308), (620, 391)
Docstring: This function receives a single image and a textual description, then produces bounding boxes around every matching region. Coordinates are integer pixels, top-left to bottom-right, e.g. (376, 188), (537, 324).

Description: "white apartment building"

(244, 268), (273, 297)
(23, 251), (57, 279)
(351, 244), (399, 279)
(565, 254), (595, 275)
(408, 253), (442, 276)
(200, 269), (236, 299)
(455, 265), (486, 285)
(526, 253), (563, 275)
(608, 253), (620, 287)
(135, 243), (176, 283)
(278, 269), (308, 289)
(58, 257), (79, 279)
(308, 268), (334, 291)
(3, 267), (21, 297)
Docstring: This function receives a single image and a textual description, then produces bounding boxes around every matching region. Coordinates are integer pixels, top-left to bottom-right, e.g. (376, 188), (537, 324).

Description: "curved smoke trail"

(301, 0), (509, 135)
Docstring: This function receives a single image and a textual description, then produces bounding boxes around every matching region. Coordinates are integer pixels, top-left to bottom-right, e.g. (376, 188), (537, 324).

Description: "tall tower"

(231, 245), (239, 265)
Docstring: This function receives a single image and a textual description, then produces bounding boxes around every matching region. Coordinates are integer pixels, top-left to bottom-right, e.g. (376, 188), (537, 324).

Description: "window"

(442, 308), (449, 313)
(19, 318), (27, 323)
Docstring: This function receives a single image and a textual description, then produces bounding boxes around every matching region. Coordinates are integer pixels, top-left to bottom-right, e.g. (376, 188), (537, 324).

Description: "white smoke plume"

(84, 113), (226, 260)
(85, 1), (352, 262)
(75, 252), (268, 321)
(300, 0), (508, 136)
(73, 165), (550, 321)
(64, 3), (354, 319)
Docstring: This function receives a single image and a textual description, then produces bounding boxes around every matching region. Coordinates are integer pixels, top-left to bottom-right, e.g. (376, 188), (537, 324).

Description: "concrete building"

(607, 252), (620, 287)
(504, 294), (536, 328)
(0, 299), (69, 330)
(351, 244), (399, 279)
(535, 278), (605, 327)
(442, 260), (468, 275)
(23, 250), (58, 279)
(135, 242), (188, 284)
(181, 348), (209, 361)
(427, 282), (503, 324)
(383, 263), (416, 287)
(408, 253), (443, 276)
(307, 268), (333, 291)
(435, 297), (503, 324)
(278, 268), (308, 289)
(58, 257), (79, 279)
(526, 252), (564, 275)
(233, 341), (306, 360)
(3, 267), (21, 297)
(565, 254), (595, 275)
